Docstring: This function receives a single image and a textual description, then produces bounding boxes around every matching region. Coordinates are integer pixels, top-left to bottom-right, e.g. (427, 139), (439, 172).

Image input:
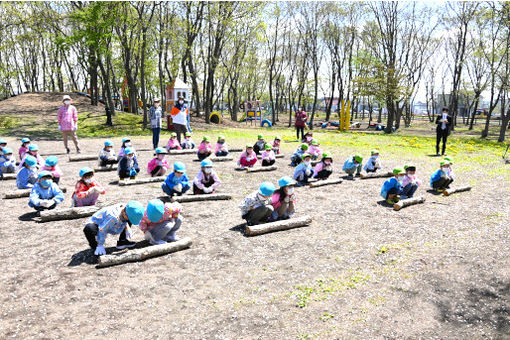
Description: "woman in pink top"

(57, 95), (80, 154)
(271, 176), (296, 221)
(197, 136), (212, 160)
(147, 148), (170, 177)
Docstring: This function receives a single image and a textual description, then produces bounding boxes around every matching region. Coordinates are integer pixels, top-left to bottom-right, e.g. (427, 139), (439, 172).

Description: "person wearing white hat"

(149, 97), (163, 149)
(57, 95), (80, 154)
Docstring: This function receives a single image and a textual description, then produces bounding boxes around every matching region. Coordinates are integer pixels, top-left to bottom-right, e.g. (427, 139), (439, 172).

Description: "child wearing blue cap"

(271, 176), (296, 221)
(193, 159), (221, 194)
(28, 171), (64, 213)
(239, 182), (276, 225)
(72, 167), (106, 207)
(18, 144), (45, 171)
(0, 139), (7, 154)
(41, 156), (63, 184)
(162, 161), (190, 197)
(98, 140), (117, 167)
(147, 147), (170, 177)
(139, 199), (183, 245)
(118, 137), (134, 160)
(0, 147), (16, 178)
(18, 137), (31, 160)
(83, 201), (144, 255)
(118, 147), (140, 180)
(16, 155), (38, 189)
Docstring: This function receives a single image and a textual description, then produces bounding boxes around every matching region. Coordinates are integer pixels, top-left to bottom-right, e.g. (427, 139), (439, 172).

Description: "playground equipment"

(339, 99), (351, 131)
(239, 100), (272, 127)
(210, 112), (221, 124)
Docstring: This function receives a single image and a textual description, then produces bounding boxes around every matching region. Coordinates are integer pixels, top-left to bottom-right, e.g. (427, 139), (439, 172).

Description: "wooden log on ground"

(393, 196), (425, 211)
(360, 171), (393, 179)
(171, 193), (232, 203)
(309, 178), (343, 188)
(69, 154), (97, 162)
(193, 156), (234, 162)
(94, 165), (117, 172)
(97, 237), (192, 268)
(0, 173), (16, 180)
(246, 165), (278, 173)
(118, 176), (165, 186)
(229, 148), (243, 152)
(443, 186), (472, 196)
(245, 215), (312, 236)
(167, 149), (196, 155)
(38, 206), (101, 222)
(257, 154), (284, 159)
(4, 187), (67, 199)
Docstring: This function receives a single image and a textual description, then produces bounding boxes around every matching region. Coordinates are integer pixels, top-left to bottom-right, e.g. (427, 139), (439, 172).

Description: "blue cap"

(155, 147), (167, 154)
(28, 144), (39, 151)
(24, 155), (37, 167)
(79, 167), (94, 177)
(45, 156), (58, 166)
(124, 147), (134, 155)
(258, 182), (276, 196)
(0, 139), (6, 145)
(200, 159), (213, 167)
(2, 147), (13, 155)
(104, 140), (114, 146)
(174, 161), (186, 173)
(146, 199), (165, 223)
(278, 176), (295, 188)
(21, 138), (30, 144)
(38, 171), (52, 179)
(125, 200), (144, 225)
(122, 137), (131, 144)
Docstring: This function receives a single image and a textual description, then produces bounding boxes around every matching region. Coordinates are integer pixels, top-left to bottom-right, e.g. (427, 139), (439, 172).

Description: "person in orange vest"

(170, 95), (189, 144)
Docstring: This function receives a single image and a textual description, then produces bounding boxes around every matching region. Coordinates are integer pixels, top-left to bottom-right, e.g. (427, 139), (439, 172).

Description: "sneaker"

(116, 239), (136, 249)
(386, 198), (395, 205)
(436, 188), (445, 193)
(77, 149), (81, 154)
(66, 148), (70, 154)
(149, 239), (167, 245)
(393, 197), (400, 203)
(355, 173), (361, 177)
(400, 195), (408, 200)
(346, 175), (354, 180)
(165, 235), (180, 242)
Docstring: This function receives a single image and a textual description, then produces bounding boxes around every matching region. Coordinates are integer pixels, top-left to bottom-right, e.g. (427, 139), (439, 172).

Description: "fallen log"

(4, 187), (67, 199)
(38, 206), (101, 222)
(193, 156), (234, 162)
(167, 149), (196, 155)
(97, 237), (192, 268)
(393, 196), (425, 211)
(171, 193), (232, 203)
(443, 186), (472, 196)
(94, 165), (117, 172)
(309, 178), (343, 188)
(118, 176), (165, 186)
(257, 154), (284, 159)
(360, 171), (393, 179)
(0, 173), (16, 180)
(69, 154), (97, 162)
(229, 148), (243, 152)
(245, 215), (312, 236)
(246, 165), (278, 173)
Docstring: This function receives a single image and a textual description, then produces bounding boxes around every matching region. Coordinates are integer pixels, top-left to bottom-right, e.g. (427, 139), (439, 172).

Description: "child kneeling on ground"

(238, 145), (257, 169)
(181, 132), (195, 149)
(215, 135), (229, 157)
(118, 147), (140, 180)
(193, 159), (221, 194)
(98, 140), (117, 167)
(261, 144), (276, 166)
(140, 199), (183, 245)
(401, 164), (421, 199)
(294, 153), (313, 186)
(162, 161), (190, 197)
(197, 136), (213, 160)
(290, 143), (309, 167)
(380, 168), (405, 205)
(118, 137), (134, 160)
(239, 182), (276, 226)
(17, 155), (38, 189)
(72, 167), (106, 207)
(0, 147), (16, 178)
(308, 140), (322, 160)
(430, 160), (454, 192)
(271, 176), (296, 221)
(29, 171), (64, 212)
(19, 144), (44, 170)
(253, 134), (266, 155)
(272, 136), (281, 155)
(83, 200), (144, 255)
(147, 147), (170, 177)
(343, 154), (363, 180)
(42, 156), (63, 185)
(363, 150), (382, 173)
(313, 152), (333, 180)
(166, 132), (182, 151)
(19, 137), (31, 160)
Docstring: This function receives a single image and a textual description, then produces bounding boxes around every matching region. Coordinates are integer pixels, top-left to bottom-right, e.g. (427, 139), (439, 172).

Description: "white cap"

(154, 98), (161, 102)
(62, 95), (71, 101)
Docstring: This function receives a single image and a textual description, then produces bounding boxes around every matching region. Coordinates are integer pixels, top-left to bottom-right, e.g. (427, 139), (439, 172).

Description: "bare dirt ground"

(0, 133), (509, 339)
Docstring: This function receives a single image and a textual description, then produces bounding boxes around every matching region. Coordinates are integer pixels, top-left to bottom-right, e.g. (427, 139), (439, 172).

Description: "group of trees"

(0, 1), (508, 141)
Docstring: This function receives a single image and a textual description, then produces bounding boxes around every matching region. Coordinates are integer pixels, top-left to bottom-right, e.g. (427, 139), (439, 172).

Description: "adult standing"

(295, 106), (307, 141)
(170, 95), (188, 144)
(57, 95), (80, 154)
(435, 108), (452, 156)
(149, 98), (162, 149)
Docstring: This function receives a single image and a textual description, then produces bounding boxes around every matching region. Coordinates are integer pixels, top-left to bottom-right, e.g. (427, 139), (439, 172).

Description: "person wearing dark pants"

(149, 98), (163, 149)
(295, 107), (307, 141)
(170, 96), (189, 144)
(435, 108), (452, 156)
(239, 182), (276, 226)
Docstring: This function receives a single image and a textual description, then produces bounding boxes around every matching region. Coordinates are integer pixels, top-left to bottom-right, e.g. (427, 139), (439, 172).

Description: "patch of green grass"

(319, 312), (335, 322)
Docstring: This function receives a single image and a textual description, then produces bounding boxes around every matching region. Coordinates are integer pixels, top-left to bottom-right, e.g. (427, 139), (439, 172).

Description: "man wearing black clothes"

(435, 108), (452, 156)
